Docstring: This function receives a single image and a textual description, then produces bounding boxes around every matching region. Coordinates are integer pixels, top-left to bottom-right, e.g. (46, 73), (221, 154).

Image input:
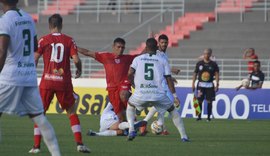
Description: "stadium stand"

(25, 0), (269, 80)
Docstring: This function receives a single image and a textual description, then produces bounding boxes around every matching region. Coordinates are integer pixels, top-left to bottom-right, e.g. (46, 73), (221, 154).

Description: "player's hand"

(174, 97), (180, 108)
(235, 85), (242, 91)
(171, 68), (181, 75)
(75, 70), (82, 79)
(215, 86), (219, 92)
(171, 77), (178, 85)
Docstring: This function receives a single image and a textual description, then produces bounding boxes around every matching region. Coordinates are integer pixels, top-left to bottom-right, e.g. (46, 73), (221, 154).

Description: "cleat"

(86, 129), (97, 136)
(139, 121), (148, 136)
(161, 130), (169, 135)
(181, 138), (190, 142)
(127, 131), (136, 141)
(206, 118), (211, 122)
(77, 145), (91, 153)
(134, 120), (147, 131)
(29, 147), (41, 154)
(196, 117), (202, 121)
(123, 129), (129, 136)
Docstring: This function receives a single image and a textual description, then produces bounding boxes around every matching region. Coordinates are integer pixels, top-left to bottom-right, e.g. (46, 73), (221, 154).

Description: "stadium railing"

(215, 0), (270, 22)
(36, 58), (270, 81)
(37, 0), (184, 23)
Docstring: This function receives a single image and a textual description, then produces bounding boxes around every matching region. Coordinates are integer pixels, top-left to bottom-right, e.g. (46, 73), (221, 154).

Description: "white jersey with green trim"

(0, 9), (37, 86)
(130, 52), (171, 101)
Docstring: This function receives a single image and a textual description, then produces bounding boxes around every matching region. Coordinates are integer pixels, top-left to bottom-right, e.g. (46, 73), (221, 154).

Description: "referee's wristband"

(173, 93), (177, 98)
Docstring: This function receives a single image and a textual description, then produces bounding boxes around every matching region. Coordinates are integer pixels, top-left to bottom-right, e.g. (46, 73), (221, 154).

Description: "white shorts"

(0, 84), (44, 116)
(99, 112), (119, 132)
(128, 95), (173, 115)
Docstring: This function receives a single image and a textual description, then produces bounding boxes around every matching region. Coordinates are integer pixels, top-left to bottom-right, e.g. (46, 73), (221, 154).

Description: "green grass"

(1, 115), (270, 156)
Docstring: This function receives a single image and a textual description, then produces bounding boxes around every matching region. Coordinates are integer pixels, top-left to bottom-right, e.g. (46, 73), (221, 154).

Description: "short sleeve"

(214, 62), (220, 73)
(260, 73), (265, 82)
(37, 37), (45, 55)
(70, 38), (78, 56)
(194, 62), (199, 73)
(163, 58), (171, 76)
(0, 18), (10, 36)
(130, 57), (138, 71)
(95, 52), (107, 63)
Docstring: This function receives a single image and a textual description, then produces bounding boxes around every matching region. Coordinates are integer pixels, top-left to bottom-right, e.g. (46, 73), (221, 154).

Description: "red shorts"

(39, 88), (75, 111)
(107, 80), (131, 114)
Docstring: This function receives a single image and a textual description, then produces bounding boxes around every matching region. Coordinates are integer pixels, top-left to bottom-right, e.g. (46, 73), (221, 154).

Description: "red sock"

(69, 114), (83, 145)
(33, 124), (41, 148)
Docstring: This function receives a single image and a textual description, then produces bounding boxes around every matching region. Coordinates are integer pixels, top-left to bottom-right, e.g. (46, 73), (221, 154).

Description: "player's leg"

(58, 90), (90, 153)
(168, 106), (189, 141)
(126, 104), (136, 140)
(30, 88), (54, 153)
(108, 88), (125, 122)
(24, 87), (61, 156)
(119, 80), (132, 121)
(206, 88), (216, 121)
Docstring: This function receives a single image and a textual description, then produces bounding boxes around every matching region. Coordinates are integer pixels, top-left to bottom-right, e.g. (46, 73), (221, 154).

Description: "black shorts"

(196, 87), (215, 102)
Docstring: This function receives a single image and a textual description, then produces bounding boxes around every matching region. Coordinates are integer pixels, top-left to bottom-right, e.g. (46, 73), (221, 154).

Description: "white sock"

(32, 115), (61, 156)
(157, 112), (166, 130)
(96, 130), (117, 136)
(143, 107), (157, 122)
(126, 104), (136, 132)
(170, 109), (188, 139)
(118, 122), (129, 130)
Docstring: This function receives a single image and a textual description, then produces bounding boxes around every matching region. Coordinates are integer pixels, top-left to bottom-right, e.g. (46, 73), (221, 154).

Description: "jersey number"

(144, 63), (154, 80)
(22, 29), (31, 56)
(50, 43), (64, 63)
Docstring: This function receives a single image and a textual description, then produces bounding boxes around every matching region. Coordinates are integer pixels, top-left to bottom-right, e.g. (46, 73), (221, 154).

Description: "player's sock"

(170, 109), (188, 139)
(33, 124), (41, 148)
(126, 104), (136, 132)
(118, 122), (129, 130)
(96, 130), (117, 136)
(69, 114), (83, 145)
(32, 114), (61, 156)
(143, 107), (157, 122)
(207, 102), (212, 119)
(157, 112), (165, 126)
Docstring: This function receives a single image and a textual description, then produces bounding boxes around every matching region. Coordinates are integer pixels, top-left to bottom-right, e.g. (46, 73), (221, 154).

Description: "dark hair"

(158, 34), (168, 41)
(205, 48), (212, 54)
(113, 37), (125, 45)
(146, 38), (158, 51)
(2, 0), (18, 5)
(254, 60), (260, 66)
(48, 14), (63, 29)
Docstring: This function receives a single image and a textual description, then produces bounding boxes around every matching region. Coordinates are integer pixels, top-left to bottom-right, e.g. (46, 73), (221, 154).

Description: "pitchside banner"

(177, 87), (270, 119)
(46, 87), (270, 119)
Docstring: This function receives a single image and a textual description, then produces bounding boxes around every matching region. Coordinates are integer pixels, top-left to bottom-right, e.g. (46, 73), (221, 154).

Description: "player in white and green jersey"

(0, 0), (60, 155)
(126, 38), (188, 142)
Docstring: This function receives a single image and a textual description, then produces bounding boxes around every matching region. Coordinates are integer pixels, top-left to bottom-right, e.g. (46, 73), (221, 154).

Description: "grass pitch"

(0, 114), (270, 156)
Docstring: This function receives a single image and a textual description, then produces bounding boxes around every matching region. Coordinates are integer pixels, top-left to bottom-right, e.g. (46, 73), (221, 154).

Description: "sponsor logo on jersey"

(115, 58), (120, 64)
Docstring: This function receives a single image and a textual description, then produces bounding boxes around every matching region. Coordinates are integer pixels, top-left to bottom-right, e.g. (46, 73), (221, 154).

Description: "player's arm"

(192, 73), (197, 92)
(72, 54), (82, 78)
(0, 34), (9, 73)
(171, 67), (181, 75)
(127, 67), (135, 87)
(165, 75), (180, 108)
(215, 71), (220, 92)
(77, 47), (96, 58)
(34, 36), (41, 66)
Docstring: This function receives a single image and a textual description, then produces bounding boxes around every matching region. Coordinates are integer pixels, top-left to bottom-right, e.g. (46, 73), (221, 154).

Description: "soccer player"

(236, 60), (264, 90)
(0, 0), (61, 155)
(126, 38), (189, 142)
(86, 102), (146, 136)
(141, 34), (182, 136)
(243, 48), (258, 74)
(192, 48), (220, 122)
(78, 38), (138, 122)
(30, 14), (90, 153)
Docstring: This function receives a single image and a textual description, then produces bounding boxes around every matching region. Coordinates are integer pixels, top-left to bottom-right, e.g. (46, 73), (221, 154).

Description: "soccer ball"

(150, 120), (163, 135)
(241, 79), (250, 87)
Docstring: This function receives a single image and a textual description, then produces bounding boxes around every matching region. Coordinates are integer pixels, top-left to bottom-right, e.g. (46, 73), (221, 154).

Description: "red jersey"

(95, 52), (137, 88)
(38, 33), (77, 90)
(247, 54), (258, 73)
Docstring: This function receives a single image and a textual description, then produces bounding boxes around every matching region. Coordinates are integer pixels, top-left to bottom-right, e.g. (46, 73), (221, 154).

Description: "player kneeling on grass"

(126, 38), (189, 142)
(87, 102), (146, 136)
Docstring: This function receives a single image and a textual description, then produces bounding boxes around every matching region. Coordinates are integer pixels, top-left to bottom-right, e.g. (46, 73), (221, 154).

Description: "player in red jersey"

(29, 14), (90, 153)
(78, 38), (137, 122)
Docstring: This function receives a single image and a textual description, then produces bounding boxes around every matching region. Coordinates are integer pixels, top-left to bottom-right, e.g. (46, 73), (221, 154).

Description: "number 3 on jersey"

(144, 63), (154, 80)
(50, 43), (64, 63)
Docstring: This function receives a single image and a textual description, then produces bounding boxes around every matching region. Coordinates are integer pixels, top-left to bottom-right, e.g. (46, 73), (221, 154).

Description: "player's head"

(253, 60), (261, 72)
(158, 34), (169, 52)
(248, 48), (255, 55)
(145, 38), (158, 54)
(0, 0), (18, 5)
(112, 37), (125, 56)
(203, 48), (212, 61)
(48, 14), (63, 31)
